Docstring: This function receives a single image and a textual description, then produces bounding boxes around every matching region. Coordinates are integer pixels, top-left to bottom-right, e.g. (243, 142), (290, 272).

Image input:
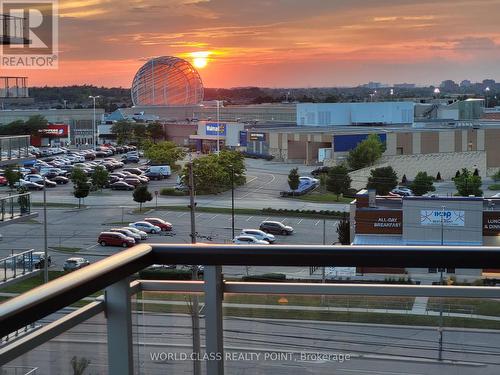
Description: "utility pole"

(321, 219), (326, 305)
(187, 162), (201, 375)
(43, 176), (48, 283)
(231, 166), (235, 239)
(438, 205), (445, 361)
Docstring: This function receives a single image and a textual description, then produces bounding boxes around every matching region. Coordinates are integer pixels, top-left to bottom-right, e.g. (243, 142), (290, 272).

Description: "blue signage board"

(239, 131), (248, 146)
(206, 123), (226, 136)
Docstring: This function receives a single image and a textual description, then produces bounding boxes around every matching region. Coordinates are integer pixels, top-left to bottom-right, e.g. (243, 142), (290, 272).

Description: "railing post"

(105, 278), (133, 375)
(204, 265), (224, 375)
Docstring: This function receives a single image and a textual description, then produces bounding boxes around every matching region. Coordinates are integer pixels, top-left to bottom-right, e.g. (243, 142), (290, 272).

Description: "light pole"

(485, 87), (491, 108)
(433, 87), (440, 99)
(89, 95), (101, 150)
(216, 100), (221, 154)
(438, 205), (445, 361)
(230, 165), (235, 239)
(43, 175), (48, 284)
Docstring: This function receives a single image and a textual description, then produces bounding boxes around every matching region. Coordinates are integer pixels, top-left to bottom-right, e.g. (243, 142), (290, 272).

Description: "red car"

(0, 176), (7, 186)
(98, 231), (135, 247)
(144, 217), (172, 231)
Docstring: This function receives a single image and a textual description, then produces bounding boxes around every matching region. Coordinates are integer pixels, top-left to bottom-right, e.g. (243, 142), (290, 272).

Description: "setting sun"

(191, 51), (210, 69)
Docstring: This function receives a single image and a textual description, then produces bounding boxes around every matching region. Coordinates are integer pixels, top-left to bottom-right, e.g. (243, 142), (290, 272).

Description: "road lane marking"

(246, 216), (253, 221)
(238, 172), (276, 200)
(85, 244), (98, 250)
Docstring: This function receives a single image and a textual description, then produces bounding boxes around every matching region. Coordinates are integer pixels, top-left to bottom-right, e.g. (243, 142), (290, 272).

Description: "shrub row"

(160, 187), (187, 196)
(262, 207), (345, 218)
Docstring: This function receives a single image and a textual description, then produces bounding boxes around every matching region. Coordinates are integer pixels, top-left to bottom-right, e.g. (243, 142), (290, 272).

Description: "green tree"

(454, 168), (483, 197)
(144, 141), (186, 171)
(17, 186), (30, 213)
(347, 134), (385, 170)
(288, 168), (300, 192)
(73, 183), (90, 208)
(132, 123), (148, 146)
(336, 214), (350, 245)
(133, 184), (153, 211)
(91, 166), (109, 191)
(71, 356), (90, 375)
(366, 166), (398, 195)
(326, 165), (352, 201)
(410, 171), (436, 196)
(70, 168), (88, 186)
(147, 122), (164, 143)
(111, 120), (133, 145)
(492, 169), (500, 182)
(4, 165), (21, 189)
(183, 150), (246, 194)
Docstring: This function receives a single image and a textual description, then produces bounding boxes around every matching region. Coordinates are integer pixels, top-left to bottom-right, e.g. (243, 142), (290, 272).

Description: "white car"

(299, 176), (319, 185)
(124, 226), (148, 240)
(240, 229), (276, 243)
(129, 221), (161, 234)
(492, 193), (500, 198)
(232, 235), (269, 245)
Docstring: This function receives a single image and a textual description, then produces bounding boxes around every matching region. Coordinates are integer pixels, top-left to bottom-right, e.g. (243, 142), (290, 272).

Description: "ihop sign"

(206, 123), (226, 136)
(420, 210), (465, 227)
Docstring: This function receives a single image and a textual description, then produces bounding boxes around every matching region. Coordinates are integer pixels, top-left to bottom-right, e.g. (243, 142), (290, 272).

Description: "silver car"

(124, 226), (148, 240)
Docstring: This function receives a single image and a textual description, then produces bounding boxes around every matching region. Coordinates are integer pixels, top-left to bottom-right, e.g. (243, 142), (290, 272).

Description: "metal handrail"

(2, 243), (500, 337)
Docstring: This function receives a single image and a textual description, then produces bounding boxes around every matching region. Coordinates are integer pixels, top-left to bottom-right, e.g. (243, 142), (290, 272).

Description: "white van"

(148, 165), (171, 178)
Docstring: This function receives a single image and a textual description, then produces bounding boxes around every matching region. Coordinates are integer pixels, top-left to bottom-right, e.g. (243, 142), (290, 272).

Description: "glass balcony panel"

(132, 290), (206, 375)
(2, 312), (107, 374)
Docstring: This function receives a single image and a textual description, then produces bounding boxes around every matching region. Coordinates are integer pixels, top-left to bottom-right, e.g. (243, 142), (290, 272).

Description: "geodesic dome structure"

(131, 56), (204, 106)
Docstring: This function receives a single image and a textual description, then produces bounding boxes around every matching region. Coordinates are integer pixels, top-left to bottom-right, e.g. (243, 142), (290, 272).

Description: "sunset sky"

(13, 0), (500, 88)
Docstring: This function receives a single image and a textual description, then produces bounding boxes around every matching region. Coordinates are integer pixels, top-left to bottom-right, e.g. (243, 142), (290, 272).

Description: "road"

(7, 311), (500, 374)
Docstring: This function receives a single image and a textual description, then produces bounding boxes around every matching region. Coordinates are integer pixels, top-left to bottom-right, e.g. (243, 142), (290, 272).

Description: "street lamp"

(215, 100), (222, 154)
(229, 165), (235, 239)
(485, 87), (491, 108)
(89, 95), (101, 150)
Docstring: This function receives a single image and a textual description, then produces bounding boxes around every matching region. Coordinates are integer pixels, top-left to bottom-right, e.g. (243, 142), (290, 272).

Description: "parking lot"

(0, 205), (339, 277)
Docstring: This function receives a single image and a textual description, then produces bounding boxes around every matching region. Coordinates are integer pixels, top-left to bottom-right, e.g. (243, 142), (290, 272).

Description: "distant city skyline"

(7, 0), (500, 88)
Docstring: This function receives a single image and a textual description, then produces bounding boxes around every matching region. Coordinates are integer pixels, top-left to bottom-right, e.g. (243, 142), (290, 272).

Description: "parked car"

(123, 167), (143, 175)
(311, 166), (331, 177)
(391, 187), (414, 197)
(299, 176), (319, 185)
(259, 221), (294, 235)
(123, 177), (142, 187)
(240, 229), (276, 243)
(145, 171), (163, 181)
(110, 181), (134, 191)
(50, 176), (69, 184)
(17, 181), (44, 190)
(232, 235), (269, 245)
(122, 226), (148, 240)
(32, 252), (52, 269)
(129, 221), (161, 234)
(63, 257), (90, 271)
(109, 228), (142, 242)
(144, 217), (172, 231)
(492, 193), (500, 198)
(147, 165), (171, 178)
(98, 231), (135, 247)
(122, 155), (140, 163)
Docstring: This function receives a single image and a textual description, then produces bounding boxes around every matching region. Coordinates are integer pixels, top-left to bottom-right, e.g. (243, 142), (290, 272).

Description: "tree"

(366, 166), (398, 195)
(183, 150), (246, 194)
(436, 172), (442, 181)
(17, 186), (30, 214)
(91, 166), (109, 191)
(288, 168), (300, 192)
(132, 123), (148, 146)
(71, 356), (90, 375)
(147, 122), (164, 143)
(455, 170), (461, 179)
(133, 185), (153, 211)
(111, 120), (133, 145)
(70, 167), (88, 186)
(454, 168), (483, 197)
(74, 183), (90, 208)
(410, 171), (436, 196)
(4, 165), (21, 189)
(143, 141), (186, 171)
(401, 174), (408, 185)
(473, 168), (479, 176)
(336, 215), (350, 245)
(326, 165), (352, 201)
(347, 134), (385, 170)
(492, 169), (500, 182)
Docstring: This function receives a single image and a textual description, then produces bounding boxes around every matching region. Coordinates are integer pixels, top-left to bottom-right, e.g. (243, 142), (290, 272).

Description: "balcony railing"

(1, 244), (500, 374)
(0, 136), (31, 162)
(0, 193), (32, 222)
(0, 249), (35, 283)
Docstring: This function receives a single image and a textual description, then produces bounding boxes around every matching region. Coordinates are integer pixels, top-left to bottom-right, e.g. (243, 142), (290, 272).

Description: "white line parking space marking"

(246, 216), (253, 221)
(238, 172), (276, 199)
(314, 220), (320, 226)
(209, 214), (219, 221)
(85, 244), (98, 250)
(296, 218), (303, 225)
(196, 213), (203, 219)
(178, 212), (187, 217)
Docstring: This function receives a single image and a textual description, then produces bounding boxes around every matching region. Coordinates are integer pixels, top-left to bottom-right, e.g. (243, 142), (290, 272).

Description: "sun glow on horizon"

(191, 51), (211, 69)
